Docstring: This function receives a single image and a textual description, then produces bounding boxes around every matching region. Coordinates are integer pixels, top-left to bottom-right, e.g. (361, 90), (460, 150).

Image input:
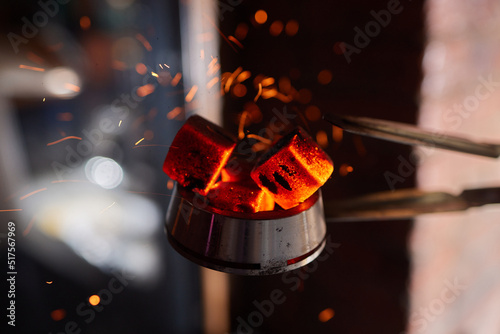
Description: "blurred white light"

(85, 156), (124, 189)
(44, 67), (81, 98)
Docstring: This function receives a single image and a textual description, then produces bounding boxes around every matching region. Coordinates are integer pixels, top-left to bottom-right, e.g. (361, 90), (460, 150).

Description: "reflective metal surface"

(166, 185), (327, 275)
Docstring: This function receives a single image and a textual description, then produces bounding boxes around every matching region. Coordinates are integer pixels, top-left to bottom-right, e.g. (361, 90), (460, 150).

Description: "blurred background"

(1, 0), (500, 333)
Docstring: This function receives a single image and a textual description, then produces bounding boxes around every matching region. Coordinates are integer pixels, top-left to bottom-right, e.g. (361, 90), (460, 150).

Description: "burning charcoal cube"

(250, 127), (333, 209)
(163, 115), (236, 195)
(207, 180), (275, 213)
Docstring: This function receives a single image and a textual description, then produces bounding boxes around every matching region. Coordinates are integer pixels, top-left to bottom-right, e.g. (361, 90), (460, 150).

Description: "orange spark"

(185, 85), (198, 102)
(232, 83), (247, 97)
(316, 130), (328, 148)
(80, 16), (91, 30)
(207, 63), (221, 76)
(46, 281), (53, 284)
(23, 215), (37, 236)
(89, 295), (100, 306)
(0, 209), (22, 212)
(164, 63), (170, 68)
(200, 49), (205, 59)
(318, 69), (332, 85)
(19, 64), (45, 72)
(111, 60), (127, 71)
(254, 10), (268, 24)
(228, 36), (244, 49)
(332, 126), (343, 143)
(135, 63), (147, 75)
(51, 180), (87, 183)
(318, 308), (335, 322)
(99, 201), (116, 215)
(167, 107), (183, 120)
(238, 111), (248, 140)
(19, 188), (47, 201)
(47, 136), (82, 146)
(339, 164), (354, 176)
(225, 67), (243, 93)
(203, 13), (238, 52)
(285, 20), (299, 36)
(247, 134), (272, 145)
(64, 83), (80, 92)
(208, 57), (218, 69)
(171, 73), (182, 86)
(136, 84), (155, 97)
(235, 22), (249, 40)
(269, 20), (284, 36)
(135, 137), (145, 145)
(305, 106), (321, 121)
(261, 77), (275, 87)
(167, 180), (174, 190)
(261, 88), (278, 99)
(136, 33), (152, 51)
(206, 77), (219, 89)
(51, 309), (67, 321)
(151, 71), (158, 77)
(236, 70), (251, 83)
(27, 52), (44, 64)
(254, 83), (262, 102)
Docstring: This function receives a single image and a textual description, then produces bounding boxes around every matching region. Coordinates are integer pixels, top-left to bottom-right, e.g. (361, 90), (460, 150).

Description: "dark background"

(1, 0), (424, 333)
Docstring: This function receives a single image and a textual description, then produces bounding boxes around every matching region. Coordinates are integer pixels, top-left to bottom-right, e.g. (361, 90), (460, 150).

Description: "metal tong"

(323, 113), (500, 221)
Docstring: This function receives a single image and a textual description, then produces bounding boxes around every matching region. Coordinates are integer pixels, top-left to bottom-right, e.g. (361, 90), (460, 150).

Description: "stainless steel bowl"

(165, 185), (327, 275)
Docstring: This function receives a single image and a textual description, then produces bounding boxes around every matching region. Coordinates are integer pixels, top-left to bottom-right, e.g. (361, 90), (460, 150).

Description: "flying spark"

(254, 83), (263, 102)
(19, 64), (45, 72)
(19, 187), (47, 201)
(135, 137), (145, 145)
(136, 33), (153, 51)
(47, 136), (82, 146)
(185, 85), (198, 102)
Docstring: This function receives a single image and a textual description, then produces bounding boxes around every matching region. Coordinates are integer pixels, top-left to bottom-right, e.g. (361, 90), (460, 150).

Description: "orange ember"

(318, 308), (335, 322)
(207, 180), (274, 213)
(163, 115), (236, 195)
(250, 127), (333, 209)
(255, 10), (268, 24)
